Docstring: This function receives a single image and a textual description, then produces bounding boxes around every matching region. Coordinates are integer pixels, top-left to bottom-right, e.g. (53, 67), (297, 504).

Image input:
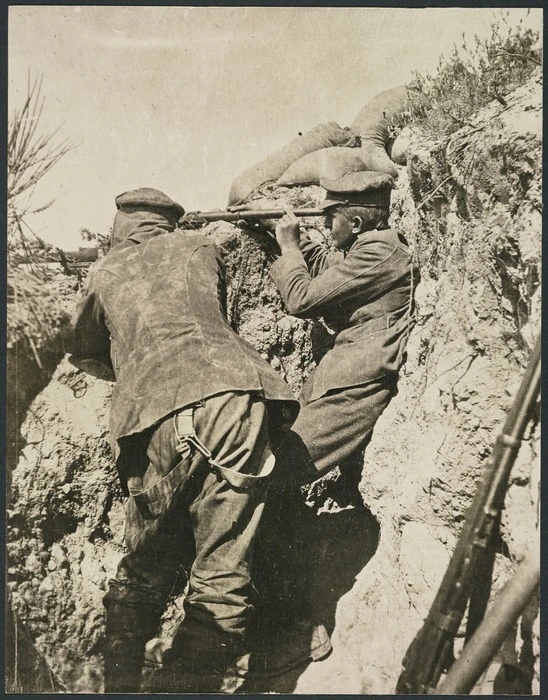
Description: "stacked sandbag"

(351, 83), (426, 167)
(277, 147), (366, 186)
(276, 84), (423, 188)
(227, 122), (359, 205)
(388, 126), (413, 166)
(350, 84), (418, 147)
(277, 142), (397, 186)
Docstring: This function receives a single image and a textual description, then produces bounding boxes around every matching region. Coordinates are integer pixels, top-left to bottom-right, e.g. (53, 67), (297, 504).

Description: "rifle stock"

(437, 542), (540, 694)
(396, 338), (540, 694)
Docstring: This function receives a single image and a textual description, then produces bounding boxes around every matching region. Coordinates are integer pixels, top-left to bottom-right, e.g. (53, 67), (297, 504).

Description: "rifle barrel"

(396, 338), (541, 694)
(59, 249), (101, 263)
(12, 248), (102, 267)
(437, 542), (540, 695)
(181, 208), (325, 223)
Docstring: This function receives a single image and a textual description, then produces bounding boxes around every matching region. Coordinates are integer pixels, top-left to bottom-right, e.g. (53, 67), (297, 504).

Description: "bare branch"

(492, 51), (541, 66)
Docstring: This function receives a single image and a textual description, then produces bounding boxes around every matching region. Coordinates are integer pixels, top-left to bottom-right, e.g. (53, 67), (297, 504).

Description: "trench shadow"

(248, 468), (380, 693)
(305, 499), (380, 635)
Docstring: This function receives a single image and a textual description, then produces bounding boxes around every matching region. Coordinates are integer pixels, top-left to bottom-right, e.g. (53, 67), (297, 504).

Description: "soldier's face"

(325, 208), (356, 250)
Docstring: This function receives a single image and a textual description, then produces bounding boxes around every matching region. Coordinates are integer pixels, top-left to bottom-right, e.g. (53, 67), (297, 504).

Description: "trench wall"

(7, 73), (541, 693)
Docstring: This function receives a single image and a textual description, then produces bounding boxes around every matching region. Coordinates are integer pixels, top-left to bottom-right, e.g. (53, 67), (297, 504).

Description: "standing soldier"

(68, 188), (306, 693)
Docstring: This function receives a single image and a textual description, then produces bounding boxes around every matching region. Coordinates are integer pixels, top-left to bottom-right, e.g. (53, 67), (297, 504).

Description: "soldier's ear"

(352, 216), (363, 233)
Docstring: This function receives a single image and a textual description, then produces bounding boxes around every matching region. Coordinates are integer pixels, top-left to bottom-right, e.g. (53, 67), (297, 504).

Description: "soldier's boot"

(222, 620), (333, 692)
(149, 616), (244, 693)
(103, 600), (161, 693)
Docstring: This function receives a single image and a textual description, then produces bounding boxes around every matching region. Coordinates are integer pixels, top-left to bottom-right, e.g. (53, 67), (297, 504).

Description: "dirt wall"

(7, 72), (541, 694)
(292, 70), (541, 695)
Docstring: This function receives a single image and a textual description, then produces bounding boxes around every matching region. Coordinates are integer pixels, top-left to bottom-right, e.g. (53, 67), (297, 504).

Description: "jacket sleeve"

(67, 271), (116, 381)
(299, 231), (344, 278)
(270, 240), (398, 318)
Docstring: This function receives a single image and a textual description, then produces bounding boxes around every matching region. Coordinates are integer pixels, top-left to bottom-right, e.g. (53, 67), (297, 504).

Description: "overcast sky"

(8, 6), (542, 248)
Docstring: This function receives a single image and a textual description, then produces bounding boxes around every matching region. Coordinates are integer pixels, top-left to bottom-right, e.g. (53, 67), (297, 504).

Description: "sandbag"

(227, 122), (359, 205)
(357, 143), (398, 178)
(388, 126), (413, 166)
(277, 142), (397, 187)
(277, 147), (367, 186)
(350, 84), (424, 149)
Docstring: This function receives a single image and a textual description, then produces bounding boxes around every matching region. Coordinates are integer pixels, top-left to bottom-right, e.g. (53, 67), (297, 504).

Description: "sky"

(8, 6), (543, 249)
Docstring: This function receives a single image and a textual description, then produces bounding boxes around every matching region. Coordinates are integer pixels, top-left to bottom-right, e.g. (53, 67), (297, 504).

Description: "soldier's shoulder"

(91, 246), (130, 273)
(355, 227), (406, 245)
(94, 232), (219, 275)
(384, 227), (410, 249)
(168, 230), (219, 251)
(87, 243), (141, 282)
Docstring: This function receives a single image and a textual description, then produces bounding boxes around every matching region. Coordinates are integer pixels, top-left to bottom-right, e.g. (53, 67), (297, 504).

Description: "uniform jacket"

(69, 212), (298, 465)
(269, 227), (416, 401)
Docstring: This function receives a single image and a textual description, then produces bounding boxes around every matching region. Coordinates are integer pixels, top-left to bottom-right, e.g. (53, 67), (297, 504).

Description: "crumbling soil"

(7, 71), (541, 694)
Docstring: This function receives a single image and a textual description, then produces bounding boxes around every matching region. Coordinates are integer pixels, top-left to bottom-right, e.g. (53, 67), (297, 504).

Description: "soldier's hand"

(226, 205), (270, 234)
(276, 210), (300, 251)
(236, 218), (264, 233)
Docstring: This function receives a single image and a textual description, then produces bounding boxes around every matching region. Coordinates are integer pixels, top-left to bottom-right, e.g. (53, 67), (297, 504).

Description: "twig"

(447, 125), (486, 157)
(492, 51), (541, 66)
(8, 72), (73, 270)
(27, 334), (43, 370)
(415, 176), (454, 211)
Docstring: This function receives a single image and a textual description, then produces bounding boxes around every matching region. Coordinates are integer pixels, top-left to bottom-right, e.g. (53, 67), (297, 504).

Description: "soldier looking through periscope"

(67, 188), (331, 693)
(271, 171), (417, 489)
(257, 172), (417, 626)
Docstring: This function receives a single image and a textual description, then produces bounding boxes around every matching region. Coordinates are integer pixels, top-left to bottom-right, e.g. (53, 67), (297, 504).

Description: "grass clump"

(7, 74), (77, 353)
(7, 267), (73, 352)
(407, 11), (541, 138)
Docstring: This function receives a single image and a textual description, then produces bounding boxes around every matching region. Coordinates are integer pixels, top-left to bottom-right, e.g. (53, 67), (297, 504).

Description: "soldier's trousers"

(269, 375), (398, 487)
(103, 391), (276, 693)
(293, 374), (398, 478)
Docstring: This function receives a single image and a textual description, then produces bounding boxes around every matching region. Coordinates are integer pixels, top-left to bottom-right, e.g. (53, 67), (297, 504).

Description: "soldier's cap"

(115, 188), (185, 218)
(318, 171), (394, 210)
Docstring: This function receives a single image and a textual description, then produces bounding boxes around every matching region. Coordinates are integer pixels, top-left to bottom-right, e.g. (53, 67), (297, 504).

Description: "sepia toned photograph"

(6, 5), (542, 694)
